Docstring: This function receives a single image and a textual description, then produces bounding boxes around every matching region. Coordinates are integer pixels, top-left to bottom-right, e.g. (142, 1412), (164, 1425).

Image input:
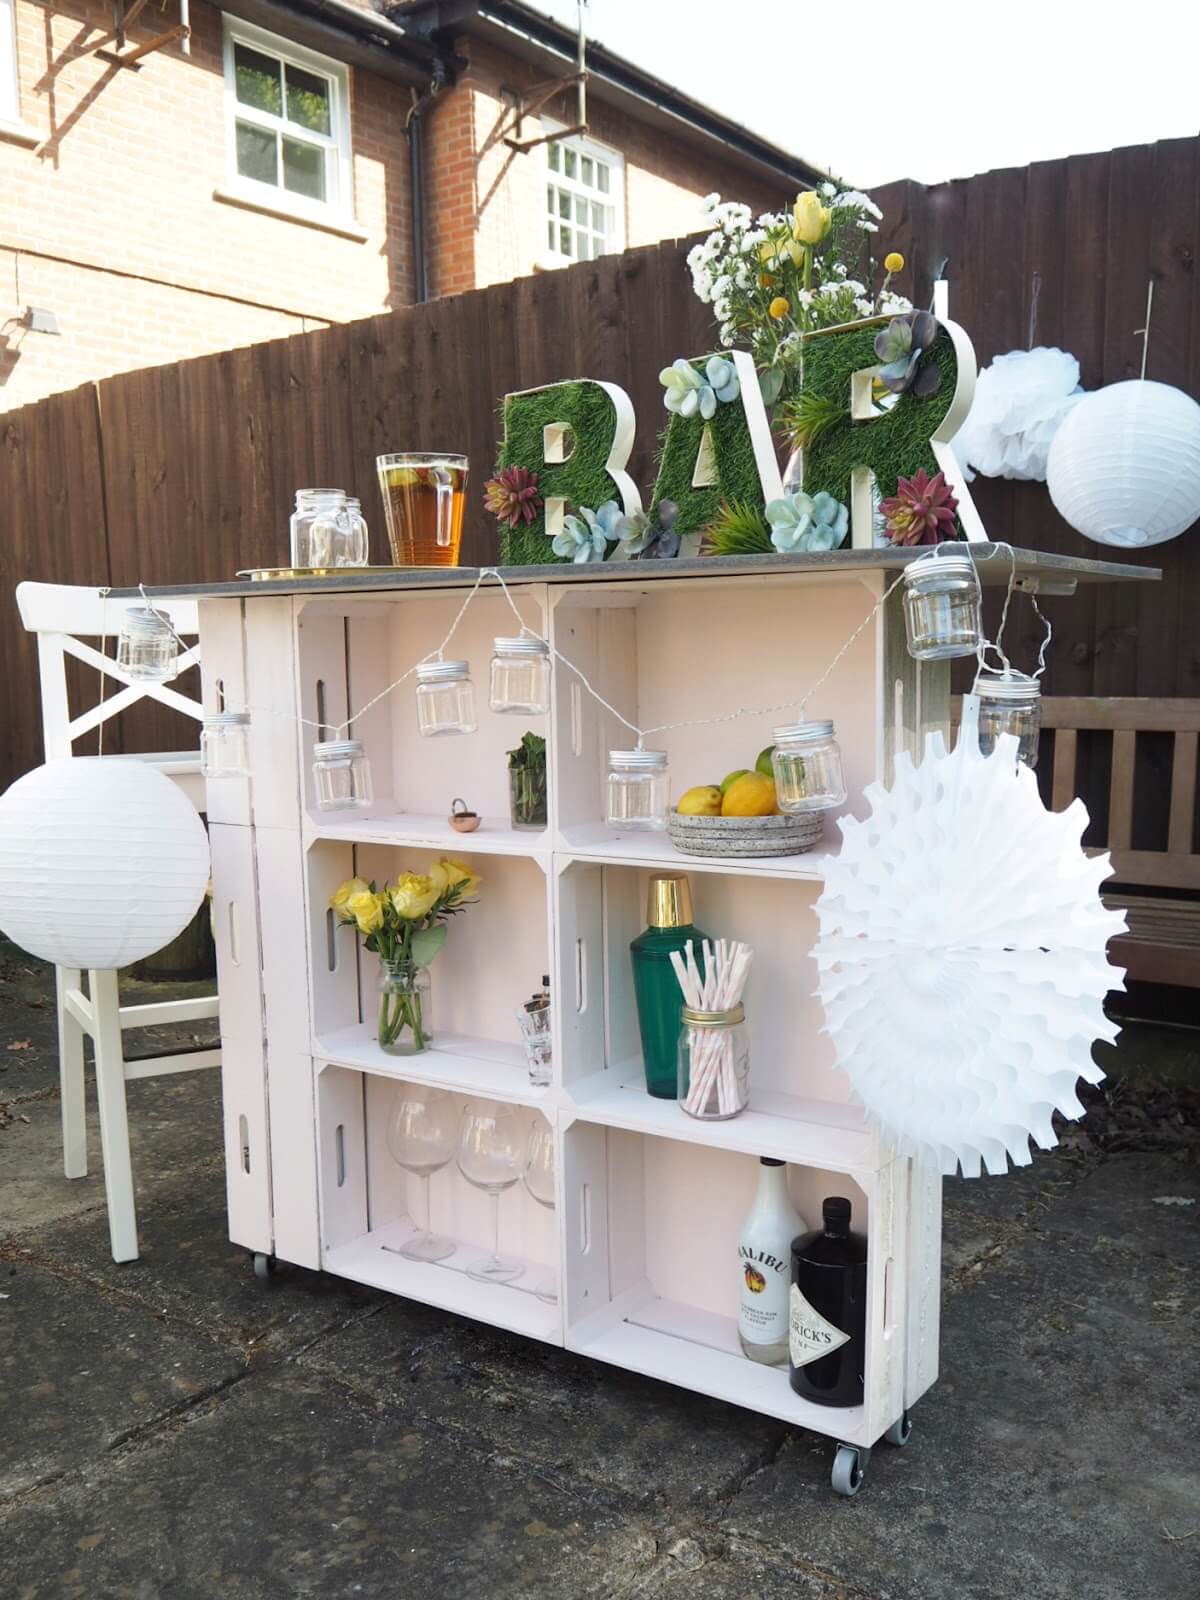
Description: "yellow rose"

(390, 871), (440, 921)
(758, 237), (803, 268)
(884, 251), (905, 274)
(344, 889), (385, 937)
(792, 191), (831, 246)
(330, 877), (370, 920)
(438, 857), (482, 899)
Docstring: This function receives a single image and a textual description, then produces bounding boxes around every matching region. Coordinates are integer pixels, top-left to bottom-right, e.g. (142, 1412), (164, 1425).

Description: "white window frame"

(220, 16), (354, 228)
(542, 124), (625, 267)
(1, 0), (21, 126)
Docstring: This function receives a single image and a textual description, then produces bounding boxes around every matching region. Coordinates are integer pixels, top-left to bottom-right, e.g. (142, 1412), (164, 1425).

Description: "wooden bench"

(1041, 698), (1200, 989)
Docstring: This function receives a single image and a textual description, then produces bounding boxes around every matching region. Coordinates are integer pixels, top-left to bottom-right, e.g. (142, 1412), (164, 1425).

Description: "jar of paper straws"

(670, 938), (752, 1120)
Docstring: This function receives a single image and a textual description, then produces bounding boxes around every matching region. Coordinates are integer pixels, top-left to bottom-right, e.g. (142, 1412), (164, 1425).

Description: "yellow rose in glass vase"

(793, 191), (832, 246)
(390, 872), (440, 921)
(344, 889), (385, 936)
(437, 857), (483, 900)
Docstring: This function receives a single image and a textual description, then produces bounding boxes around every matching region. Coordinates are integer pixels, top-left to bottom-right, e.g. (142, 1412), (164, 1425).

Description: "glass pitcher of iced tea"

(376, 453), (468, 567)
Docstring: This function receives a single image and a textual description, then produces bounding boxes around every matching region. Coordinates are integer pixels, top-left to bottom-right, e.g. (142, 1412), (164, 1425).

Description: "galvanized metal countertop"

(116, 546), (1160, 601)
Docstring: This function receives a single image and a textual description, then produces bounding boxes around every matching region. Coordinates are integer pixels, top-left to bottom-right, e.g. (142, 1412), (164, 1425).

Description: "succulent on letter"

(765, 489), (849, 553)
(552, 500), (624, 563)
(483, 465), (542, 527)
(659, 356), (741, 419)
(880, 469), (959, 544)
(874, 310), (942, 397)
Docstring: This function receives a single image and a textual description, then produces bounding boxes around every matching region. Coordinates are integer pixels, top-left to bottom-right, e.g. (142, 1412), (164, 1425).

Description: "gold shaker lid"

(646, 873), (693, 928)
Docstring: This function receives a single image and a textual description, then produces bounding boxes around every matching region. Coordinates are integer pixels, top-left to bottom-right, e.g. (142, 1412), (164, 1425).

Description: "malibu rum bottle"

(738, 1158), (805, 1365)
(788, 1196), (867, 1407)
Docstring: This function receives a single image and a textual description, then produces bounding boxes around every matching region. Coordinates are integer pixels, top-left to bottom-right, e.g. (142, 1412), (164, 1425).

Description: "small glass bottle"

(789, 1196), (868, 1409)
(677, 1003), (749, 1119)
(630, 874), (708, 1099)
(312, 738), (373, 810)
(606, 748), (669, 831)
(289, 489), (346, 569)
(116, 606), (178, 682)
(415, 659), (478, 737)
(771, 720), (846, 812)
(738, 1159), (805, 1366)
(902, 548), (983, 661)
(973, 669), (1042, 769)
(490, 636), (551, 715)
(201, 711), (250, 778)
(337, 498), (370, 567)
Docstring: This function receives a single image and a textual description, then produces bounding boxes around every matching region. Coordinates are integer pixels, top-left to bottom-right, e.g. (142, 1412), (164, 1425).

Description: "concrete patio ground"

(1, 936), (1198, 1600)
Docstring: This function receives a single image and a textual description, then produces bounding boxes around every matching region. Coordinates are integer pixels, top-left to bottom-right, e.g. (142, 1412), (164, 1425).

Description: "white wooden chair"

(15, 582), (221, 1263)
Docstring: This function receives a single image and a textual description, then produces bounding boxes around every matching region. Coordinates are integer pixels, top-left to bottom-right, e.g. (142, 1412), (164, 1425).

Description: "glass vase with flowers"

(330, 859), (483, 1055)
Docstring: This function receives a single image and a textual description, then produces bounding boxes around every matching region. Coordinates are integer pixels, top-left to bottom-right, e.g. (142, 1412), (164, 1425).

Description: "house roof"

(389, 0), (826, 191)
(221, 0), (457, 89)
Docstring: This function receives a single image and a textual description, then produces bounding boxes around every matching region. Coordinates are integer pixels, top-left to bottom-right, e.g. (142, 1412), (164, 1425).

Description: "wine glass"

(523, 1117), (557, 1305)
(385, 1087), (457, 1262)
(456, 1100), (525, 1283)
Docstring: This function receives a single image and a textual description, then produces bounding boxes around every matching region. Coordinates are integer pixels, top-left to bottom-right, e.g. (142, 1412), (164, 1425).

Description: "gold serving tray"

(236, 565), (445, 581)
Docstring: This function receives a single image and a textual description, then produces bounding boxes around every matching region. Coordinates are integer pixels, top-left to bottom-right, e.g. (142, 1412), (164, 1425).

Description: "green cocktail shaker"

(630, 873), (707, 1099)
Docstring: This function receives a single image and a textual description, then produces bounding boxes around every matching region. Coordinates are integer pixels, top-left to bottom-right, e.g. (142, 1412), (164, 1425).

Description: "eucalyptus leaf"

(409, 924), (448, 968)
(758, 365), (784, 406)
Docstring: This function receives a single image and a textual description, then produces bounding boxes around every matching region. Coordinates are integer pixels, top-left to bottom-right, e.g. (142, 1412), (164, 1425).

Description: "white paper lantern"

(1046, 379), (1200, 548)
(813, 714), (1127, 1176)
(0, 759), (210, 970)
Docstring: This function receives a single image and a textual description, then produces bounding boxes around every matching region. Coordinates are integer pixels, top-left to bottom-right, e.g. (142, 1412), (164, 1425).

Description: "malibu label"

(737, 1158), (805, 1367)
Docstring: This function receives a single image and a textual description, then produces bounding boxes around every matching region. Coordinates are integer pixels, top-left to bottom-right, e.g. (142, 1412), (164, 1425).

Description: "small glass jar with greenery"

(508, 731), (547, 831)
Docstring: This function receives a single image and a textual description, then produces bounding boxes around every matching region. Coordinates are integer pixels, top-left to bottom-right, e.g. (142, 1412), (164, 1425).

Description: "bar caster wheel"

(831, 1443), (867, 1497)
(884, 1411), (913, 1447)
(252, 1252), (276, 1282)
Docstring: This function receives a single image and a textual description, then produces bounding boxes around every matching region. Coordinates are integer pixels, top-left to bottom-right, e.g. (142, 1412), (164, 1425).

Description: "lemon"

(677, 785), (722, 817)
(719, 769), (750, 796)
(755, 746), (776, 778)
(722, 772), (777, 817)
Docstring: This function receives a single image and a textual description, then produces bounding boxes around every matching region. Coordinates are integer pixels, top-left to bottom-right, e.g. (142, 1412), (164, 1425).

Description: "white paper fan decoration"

(813, 711), (1126, 1177)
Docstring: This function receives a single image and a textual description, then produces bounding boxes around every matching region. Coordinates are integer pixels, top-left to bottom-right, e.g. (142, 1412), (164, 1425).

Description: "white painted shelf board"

(324, 1218), (560, 1344)
(557, 822), (837, 881)
(306, 813), (551, 861)
(568, 1289), (869, 1444)
(570, 1063), (880, 1172)
(314, 1024), (550, 1107)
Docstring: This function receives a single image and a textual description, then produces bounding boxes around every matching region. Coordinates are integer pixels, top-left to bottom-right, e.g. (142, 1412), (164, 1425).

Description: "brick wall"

(425, 34), (791, 299)
(0, 0), (412, 411)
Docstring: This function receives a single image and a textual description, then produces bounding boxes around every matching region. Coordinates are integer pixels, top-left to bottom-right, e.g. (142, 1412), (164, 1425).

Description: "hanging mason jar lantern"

(902, 548), (983, 661)
(606, 748), (669, 831)
(116, 605), (178, 682)
(973, 669), (1042, 769)
(312, 738), (373, 810)
(489, 635), (551, 716)
(201, 712), (251, 779)
(771, 720), (847, 812)
(415, 659), (477, 737)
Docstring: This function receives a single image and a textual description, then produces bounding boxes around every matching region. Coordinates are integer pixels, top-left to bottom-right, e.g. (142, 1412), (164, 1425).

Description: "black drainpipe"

(407, 62), (447, 304)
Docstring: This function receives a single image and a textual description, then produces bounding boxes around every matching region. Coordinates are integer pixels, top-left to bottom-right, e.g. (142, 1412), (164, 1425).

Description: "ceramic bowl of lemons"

(669, 761), (825, 858)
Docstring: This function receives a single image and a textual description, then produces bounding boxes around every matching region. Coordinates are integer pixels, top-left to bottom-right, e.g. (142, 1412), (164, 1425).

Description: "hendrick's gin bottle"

(788, 1196), (867, 1407)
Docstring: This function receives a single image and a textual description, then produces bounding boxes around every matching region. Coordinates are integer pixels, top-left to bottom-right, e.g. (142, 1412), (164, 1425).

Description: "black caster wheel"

(884, 1411), (913, 1447)
(252, 1252), (277, 1282)
(831, 1443), (868, 1497)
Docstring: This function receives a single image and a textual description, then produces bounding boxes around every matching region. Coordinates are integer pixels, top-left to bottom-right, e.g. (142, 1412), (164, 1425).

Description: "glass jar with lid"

(289, 489), (346, 569)
(678, 1004), (750, 1120)
(201, 712), (251, 779)
(973, 669), (1042, 768)
(116, 606), (178, 682)
(606, 748), (669, 831)
(312, 738), (373, 810)
(415, 659), (478, 737)
(490, 636), (551, 715)
(902, 548), (983, 661)
(771, 720), (847, 812)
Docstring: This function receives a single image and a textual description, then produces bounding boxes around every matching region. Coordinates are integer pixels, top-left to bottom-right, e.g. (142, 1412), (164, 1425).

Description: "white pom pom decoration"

(955, 347), (1084, 481)
(0, 759), (210, 970)
(1046, 379), (1200, 548)
(813, 712), (1126, 1176)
